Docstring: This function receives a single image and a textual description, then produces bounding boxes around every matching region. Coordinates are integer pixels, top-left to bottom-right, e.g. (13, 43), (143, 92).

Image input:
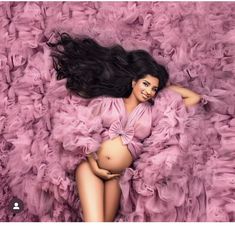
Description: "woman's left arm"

(167, 85), (202, 107)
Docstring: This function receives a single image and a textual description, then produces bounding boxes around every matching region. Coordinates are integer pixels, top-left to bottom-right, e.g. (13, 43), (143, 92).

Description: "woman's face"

(132, 74), (159, 103)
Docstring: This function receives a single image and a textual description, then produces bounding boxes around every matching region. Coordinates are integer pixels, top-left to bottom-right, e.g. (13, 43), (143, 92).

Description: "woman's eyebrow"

(143, 80), (158, 88)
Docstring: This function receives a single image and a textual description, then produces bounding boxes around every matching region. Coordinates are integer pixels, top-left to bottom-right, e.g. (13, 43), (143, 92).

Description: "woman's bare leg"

(104, 178), (121, 222)
(75, 161), (104, 222)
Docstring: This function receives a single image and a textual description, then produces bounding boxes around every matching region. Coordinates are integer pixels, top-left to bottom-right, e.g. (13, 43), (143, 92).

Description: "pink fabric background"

(0, 1), (235, 222)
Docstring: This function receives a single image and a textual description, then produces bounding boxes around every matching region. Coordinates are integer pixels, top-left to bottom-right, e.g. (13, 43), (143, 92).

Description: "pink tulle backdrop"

(0, 1), (235, 222)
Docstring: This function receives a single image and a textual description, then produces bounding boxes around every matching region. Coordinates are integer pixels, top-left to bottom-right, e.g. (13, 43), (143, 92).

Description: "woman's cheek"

(140, 84), (146, 91)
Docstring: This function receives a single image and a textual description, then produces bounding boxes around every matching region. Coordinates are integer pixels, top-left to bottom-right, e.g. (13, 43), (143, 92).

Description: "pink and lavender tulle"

(1, 1), (235, 222)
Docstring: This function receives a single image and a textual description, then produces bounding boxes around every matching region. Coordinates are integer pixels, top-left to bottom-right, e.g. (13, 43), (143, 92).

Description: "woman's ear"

(132, 80), (136, 88)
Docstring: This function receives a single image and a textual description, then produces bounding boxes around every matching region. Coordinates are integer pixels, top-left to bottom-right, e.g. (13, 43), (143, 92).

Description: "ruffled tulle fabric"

(52, 96), (104, 160)
(1, 1), (235, 222)
(117, 89), (206, 221)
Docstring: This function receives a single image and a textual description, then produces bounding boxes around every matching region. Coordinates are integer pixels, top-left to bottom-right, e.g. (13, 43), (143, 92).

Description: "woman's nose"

(146, 88), (151, 95)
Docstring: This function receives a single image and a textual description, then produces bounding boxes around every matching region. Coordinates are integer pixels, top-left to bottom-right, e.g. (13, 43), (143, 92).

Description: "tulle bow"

(109, 120), (134, 145)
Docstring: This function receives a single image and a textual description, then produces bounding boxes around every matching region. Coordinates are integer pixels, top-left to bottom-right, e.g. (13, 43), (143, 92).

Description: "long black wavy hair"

(47, 32), (169, 102)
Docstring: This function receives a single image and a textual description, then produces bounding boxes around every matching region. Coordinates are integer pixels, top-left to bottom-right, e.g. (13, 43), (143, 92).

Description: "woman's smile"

(142, 93), (149, 100)
(131, 74), (159, 103)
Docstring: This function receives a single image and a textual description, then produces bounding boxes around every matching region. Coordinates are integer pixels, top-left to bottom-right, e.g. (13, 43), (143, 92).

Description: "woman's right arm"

(87, 154), (120, 180)
(167, 85), (201, 107)
(87, 154), (100, 172)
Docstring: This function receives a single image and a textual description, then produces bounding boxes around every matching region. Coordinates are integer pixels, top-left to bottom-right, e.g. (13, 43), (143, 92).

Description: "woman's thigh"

(75, 161), (105, 222)
(104, 178), (121, 222)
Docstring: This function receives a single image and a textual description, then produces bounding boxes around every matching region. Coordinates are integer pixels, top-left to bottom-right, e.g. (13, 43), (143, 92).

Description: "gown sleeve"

(52, 96), (104, 161)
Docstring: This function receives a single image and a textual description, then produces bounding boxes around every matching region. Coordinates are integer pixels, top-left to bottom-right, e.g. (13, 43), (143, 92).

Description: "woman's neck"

(123, 93), (140, 111)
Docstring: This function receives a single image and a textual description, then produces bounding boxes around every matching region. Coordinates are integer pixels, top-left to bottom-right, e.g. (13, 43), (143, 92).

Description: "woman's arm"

(167, 85), (201, 107)
(87, 154), (100, 172)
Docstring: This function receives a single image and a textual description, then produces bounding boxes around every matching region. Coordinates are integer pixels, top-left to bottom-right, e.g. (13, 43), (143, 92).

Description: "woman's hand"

(92, 168), (120, 180)
(87, 154), (120, 180)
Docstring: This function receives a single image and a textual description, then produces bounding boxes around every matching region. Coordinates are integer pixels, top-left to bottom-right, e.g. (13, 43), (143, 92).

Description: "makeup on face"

(132, 75), (159, 103)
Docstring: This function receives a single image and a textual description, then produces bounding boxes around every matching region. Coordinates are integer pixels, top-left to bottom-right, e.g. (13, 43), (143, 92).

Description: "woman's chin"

(138, 99), (148, 104)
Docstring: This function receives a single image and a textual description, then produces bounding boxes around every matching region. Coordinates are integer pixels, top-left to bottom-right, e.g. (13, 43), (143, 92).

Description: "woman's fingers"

(96, 168), (121, 180)
(101, 169), (111, 174)
(97, 169), (112, 179)
(108, 173), (120, 179)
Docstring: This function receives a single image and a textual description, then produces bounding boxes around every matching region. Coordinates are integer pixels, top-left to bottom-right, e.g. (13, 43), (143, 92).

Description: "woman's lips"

(142, 94), (149, 99)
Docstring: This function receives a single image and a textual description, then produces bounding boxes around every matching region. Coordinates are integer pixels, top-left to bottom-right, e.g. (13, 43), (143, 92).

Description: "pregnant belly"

(97, 136), (133, 174)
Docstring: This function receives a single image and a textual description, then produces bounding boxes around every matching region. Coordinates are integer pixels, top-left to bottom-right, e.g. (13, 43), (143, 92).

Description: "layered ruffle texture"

(0, 1), (235, 222)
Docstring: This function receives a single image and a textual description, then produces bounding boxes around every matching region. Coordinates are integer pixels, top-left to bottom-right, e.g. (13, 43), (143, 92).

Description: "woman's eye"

(143, 82), (148, 87)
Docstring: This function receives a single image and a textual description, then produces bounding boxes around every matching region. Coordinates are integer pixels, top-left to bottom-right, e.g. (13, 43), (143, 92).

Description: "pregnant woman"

(48, 33), (201, 222)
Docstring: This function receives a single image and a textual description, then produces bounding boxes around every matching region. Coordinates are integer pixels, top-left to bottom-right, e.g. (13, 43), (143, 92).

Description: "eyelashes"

(143, 82), (158, 92)
(143, 82), (148, 86)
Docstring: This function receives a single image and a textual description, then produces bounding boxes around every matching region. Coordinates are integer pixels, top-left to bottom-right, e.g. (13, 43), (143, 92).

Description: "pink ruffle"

(52, 104), (103, 157)
(118, 89), (212, 221)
